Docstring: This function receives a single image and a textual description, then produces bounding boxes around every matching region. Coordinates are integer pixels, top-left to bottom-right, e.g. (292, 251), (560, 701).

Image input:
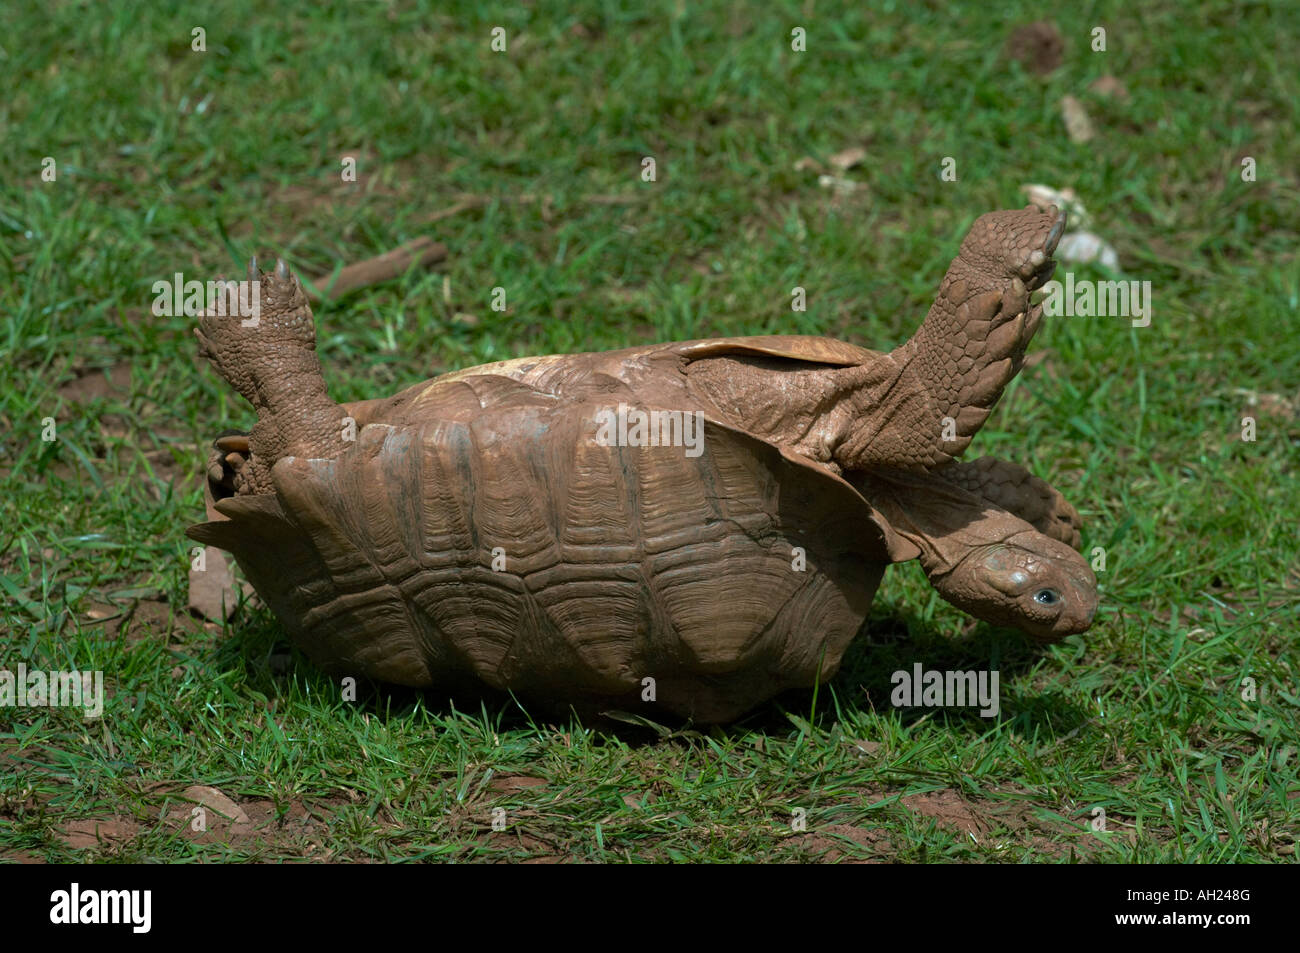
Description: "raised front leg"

(834, 206), (1065, 473)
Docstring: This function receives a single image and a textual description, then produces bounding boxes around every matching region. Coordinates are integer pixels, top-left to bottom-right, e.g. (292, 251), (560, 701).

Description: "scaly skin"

(195, 208), (1096, 648)
(834, 205), (1066, 472)
(850, 468), (1096, 641)
(195, 259), (353, 494)
(937, 456), (1082, 549)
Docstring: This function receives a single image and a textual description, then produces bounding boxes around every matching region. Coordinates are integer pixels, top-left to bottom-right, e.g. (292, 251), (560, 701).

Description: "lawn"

(0, 0), (1296, 862)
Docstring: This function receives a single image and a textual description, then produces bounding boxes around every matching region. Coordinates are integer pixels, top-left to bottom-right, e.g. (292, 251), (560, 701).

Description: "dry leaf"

(1089, 74), (1130, 100)
(848, 739), (882, 757)
(828, 146), (868, 171)
(1060, 95), (1095, 143)
(818, 174), (862, 195)
(182, 785), (250, 824)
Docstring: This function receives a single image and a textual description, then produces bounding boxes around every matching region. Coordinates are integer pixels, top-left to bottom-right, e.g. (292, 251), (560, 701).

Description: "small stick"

(306, 236), (448, 301)
(416, 192), (644, 225)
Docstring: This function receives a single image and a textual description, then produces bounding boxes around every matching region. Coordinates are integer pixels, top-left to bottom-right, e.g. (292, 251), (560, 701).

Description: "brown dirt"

(48, 791), (363, 859)
(55, 365), (131, 404)
(0, 851), (46, 864)
(58, 816), (142, 849)
(795, 785), (1098, 862)
(43, 360), (199, 493)
(1089, 74), (1130, 101)
(1006, 21), (1064, 76)
(31, 781), (1110, 862)
(486, 774), (548, 795)
(799, 823), (894, 862)
(81, 597), (213, 644)
(161, 795), (355, 848)
(902, 788), (988, 835)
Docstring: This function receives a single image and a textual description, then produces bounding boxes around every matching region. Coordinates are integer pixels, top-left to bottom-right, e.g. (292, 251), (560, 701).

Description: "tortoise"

(188, 205), (1096, 722)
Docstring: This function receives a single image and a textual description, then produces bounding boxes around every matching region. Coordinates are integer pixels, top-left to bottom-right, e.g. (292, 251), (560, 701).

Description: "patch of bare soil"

(54, 788), (363, 859)
(43, 361), (199, 493)
(81, 597), (213, 644)
(799, 823), (894, 863)
(58, 816), (142, 849)
(161, 794), (356, 852)
(55, 365), (132, 404)
(1006, 21), (1064, 75)
(39, 777), (1106, 863)
(798, 785), (1098, 862)
(499, 830), (569, 864)
(902, 788), (988, 836)
(0, 850), (46, 864)
(486, 774), (548, 795)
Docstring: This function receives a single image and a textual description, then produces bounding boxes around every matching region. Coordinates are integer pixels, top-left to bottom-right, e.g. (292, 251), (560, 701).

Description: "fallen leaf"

(848, 739), (882, 757)
(182, 785), (250, 824)
(1060, 95), (1095, 143)
(488, 775), (548, 794)
(818, 174), (862, 195)
(1089, 74), (1130, 100)
(828, 146), (868, 171)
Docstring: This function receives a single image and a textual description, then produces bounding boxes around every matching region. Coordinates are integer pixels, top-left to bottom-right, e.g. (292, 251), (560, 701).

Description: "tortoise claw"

(214, 431), (251, 454)
(1044, 205), (1067, 255)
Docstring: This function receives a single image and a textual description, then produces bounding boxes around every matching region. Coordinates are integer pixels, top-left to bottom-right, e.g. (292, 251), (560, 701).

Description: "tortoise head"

(934, 530), (1096, 642)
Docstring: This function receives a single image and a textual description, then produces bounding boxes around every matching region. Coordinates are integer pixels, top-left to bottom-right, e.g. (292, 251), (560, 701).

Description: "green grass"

(1, 0), (1297, 862)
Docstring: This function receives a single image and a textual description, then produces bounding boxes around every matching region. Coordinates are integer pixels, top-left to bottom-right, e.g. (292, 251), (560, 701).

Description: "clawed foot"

(205, 430), (258, 499)
(195, 256), (343, 493)
(958, 204), (1066, 293)
(194, 257), (315, 409)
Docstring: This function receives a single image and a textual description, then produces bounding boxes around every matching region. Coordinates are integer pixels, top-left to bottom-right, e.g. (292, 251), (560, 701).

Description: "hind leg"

(195, 258), (352, 494)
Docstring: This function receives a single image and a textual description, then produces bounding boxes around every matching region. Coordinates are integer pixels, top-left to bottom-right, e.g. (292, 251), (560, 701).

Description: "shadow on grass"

(209, 601), (1091, 748)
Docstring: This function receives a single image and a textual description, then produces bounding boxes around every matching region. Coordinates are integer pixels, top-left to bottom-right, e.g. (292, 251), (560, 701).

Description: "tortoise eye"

(1034, 589), (1060, 606)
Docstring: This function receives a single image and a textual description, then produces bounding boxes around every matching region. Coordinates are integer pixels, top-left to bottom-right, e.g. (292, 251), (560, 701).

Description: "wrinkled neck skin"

(853, 470), (1096, 642)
